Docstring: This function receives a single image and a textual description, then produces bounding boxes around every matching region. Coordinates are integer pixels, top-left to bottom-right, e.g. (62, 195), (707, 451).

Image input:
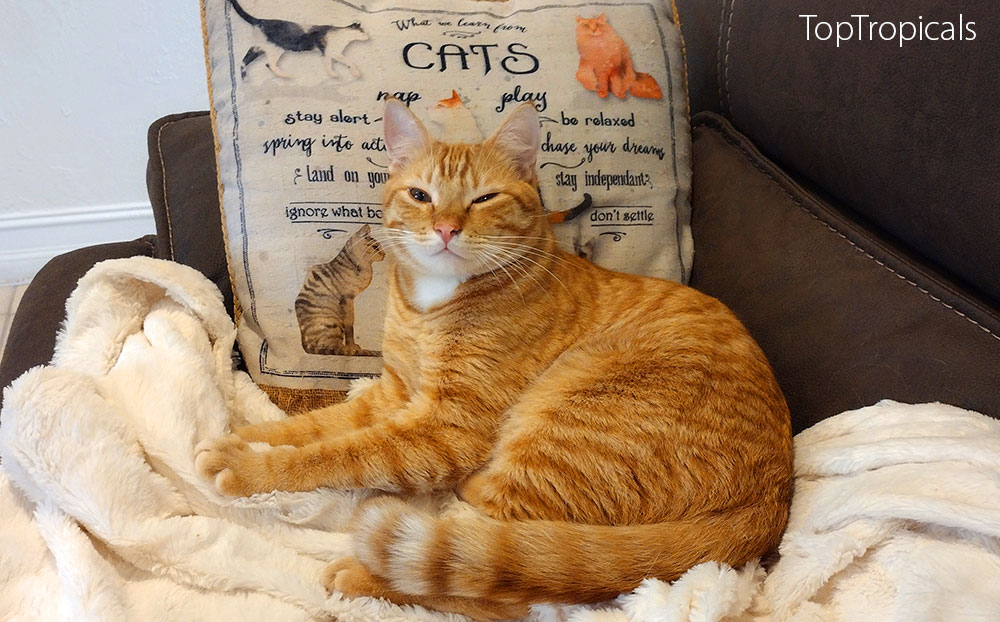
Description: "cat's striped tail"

(351, 495), (785, 606)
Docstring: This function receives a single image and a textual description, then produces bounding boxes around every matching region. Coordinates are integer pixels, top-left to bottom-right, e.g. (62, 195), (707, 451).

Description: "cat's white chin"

(405, 241), (481, 279)
(408, 273), (466, 311)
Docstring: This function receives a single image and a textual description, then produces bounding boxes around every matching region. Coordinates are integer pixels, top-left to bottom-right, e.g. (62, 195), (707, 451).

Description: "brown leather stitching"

(155, 120), (178, 260)
(716, 0), (737, 116)
(721, 0), (737, 117)
(715, 0), (728, 112)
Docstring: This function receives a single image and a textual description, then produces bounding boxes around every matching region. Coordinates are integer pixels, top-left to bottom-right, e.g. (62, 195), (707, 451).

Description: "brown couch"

(3, 0), (998, 432)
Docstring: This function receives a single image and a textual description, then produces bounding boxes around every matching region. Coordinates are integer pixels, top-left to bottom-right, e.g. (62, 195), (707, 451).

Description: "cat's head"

(379, 98), (547, 280)
(347, 224), (385, 262)
(576, 13), (609, 36)
(345, 21), (369, 42)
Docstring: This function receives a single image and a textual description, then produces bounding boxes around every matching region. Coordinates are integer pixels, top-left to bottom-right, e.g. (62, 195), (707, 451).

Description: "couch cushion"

(706, 0), (1000, 307)
(146, 112), (233, 315)
(690, 113), (1000, 432)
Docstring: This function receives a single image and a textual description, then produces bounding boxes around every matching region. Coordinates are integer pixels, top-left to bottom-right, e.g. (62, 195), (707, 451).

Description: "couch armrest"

(0, 236), (157, 411)
(673, 0), (723, 116)
(689, 114), (1000, 429)
(146, 112), (233, 316)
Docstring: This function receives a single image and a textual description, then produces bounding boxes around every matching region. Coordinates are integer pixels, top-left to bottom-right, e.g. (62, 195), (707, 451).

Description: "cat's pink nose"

(434, 222), (461, 244)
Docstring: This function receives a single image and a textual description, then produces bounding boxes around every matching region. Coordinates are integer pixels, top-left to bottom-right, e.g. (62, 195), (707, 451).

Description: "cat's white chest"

(410, 274), (464, 311)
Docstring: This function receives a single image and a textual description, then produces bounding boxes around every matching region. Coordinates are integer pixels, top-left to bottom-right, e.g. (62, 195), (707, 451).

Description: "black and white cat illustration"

(229, 0), (369, 80)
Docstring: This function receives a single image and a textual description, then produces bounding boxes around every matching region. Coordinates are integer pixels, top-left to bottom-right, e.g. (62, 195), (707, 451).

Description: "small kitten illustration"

(424, 90), (485, 143)
(575, 13), (662, 99)
(295, 225), (385, 356)
(229, 0), (369, 80)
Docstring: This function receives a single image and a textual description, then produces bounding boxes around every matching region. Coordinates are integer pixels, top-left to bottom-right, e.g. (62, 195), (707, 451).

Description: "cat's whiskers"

(479, 233), (564, 240)
(371, 231), (412, 244)
(479, 238), (567, 265)
(369, 230), (416, 257)
(466, 240), (546, 292)
(478, 252), (511, 293)
(506, 262), (547, 296)
(479, 243), (567, 294)
(470, 248), (526, 304)
(349, 236), (389, 259)
(498, 249), (570, 294)
(377, 228), (571, 292)
(484, 246), (544, 290)
(484, 254), (544, 298)
(480, 234), (559, 242)
(479, 239), (572, 263)
(477, 238), (578, 272)
(364, 238), (407, 253)
(480, 233), (575, 256)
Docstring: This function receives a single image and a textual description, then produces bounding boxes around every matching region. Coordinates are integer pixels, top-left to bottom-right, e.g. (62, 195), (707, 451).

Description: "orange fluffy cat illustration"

(575, 13), (662, 99)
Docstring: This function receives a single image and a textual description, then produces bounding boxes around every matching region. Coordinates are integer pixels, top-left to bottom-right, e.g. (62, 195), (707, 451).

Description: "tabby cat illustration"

(229, 0), (369, 80)
(295, 225), (385, 356)
(576, 13), (662, 99)
(197, 100), (793, 620)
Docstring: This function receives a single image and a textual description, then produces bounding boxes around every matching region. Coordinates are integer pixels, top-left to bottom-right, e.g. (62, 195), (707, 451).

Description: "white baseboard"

(0, 203), (156, 286)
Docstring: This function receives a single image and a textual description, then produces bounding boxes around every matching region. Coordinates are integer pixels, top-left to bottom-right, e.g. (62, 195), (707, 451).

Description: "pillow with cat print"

(201, 0), (692, 409)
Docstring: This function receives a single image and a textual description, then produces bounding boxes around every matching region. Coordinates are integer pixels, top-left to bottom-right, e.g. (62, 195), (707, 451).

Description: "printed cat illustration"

(546, 192), (603, 259)
(197, 100), (793, 620)
(424, 90), (484, 143)
(575, 13), (662, 99)
(295, 225), (385, 356)
(229, 0), (369, 80)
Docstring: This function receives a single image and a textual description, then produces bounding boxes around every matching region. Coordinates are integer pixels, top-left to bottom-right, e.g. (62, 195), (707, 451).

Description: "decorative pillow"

(201, 0), (692, 409)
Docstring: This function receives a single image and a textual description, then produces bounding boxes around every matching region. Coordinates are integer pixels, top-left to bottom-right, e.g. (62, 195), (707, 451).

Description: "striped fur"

(295, 224), (385, 355)
(350, 494), (786, 604)
(196, 101), (793, 618)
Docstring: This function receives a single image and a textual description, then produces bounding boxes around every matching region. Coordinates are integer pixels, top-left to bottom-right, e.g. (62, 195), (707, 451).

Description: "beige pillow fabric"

(201, 0), (692, 404)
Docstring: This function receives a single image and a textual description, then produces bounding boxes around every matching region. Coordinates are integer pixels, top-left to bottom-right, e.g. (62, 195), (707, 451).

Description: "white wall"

(0, 1), (210, 283)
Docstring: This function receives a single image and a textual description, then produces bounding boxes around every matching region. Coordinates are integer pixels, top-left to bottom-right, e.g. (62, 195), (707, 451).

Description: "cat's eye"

(408, 187), (431, 203)
(472, 193), (498, 205)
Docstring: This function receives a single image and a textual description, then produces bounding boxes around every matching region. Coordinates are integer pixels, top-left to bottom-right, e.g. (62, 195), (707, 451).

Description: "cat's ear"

(487, 102), (540, 180)
(383, 98), (431, 174)
(598, 13), (607, 22)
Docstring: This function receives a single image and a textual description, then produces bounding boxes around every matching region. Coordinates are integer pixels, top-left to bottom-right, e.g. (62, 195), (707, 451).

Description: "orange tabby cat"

(576, 13), (662, 99)
(197, 99), (793, 619)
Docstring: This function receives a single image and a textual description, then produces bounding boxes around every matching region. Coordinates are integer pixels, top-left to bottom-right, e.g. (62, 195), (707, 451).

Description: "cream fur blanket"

(1, 257), (998, 621)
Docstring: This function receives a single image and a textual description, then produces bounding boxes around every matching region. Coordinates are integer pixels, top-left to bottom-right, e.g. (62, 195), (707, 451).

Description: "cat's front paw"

(195, 434), (276, 497)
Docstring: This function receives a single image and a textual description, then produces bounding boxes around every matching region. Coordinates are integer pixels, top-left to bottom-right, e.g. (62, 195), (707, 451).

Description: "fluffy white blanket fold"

(1, 257), (998, 622)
